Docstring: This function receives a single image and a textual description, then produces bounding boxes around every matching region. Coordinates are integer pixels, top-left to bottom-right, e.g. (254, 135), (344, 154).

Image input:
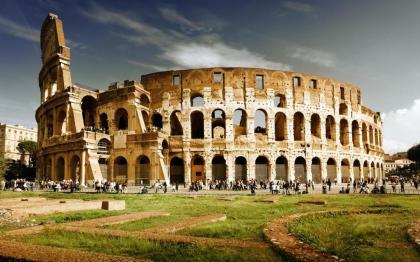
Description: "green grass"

(289, 209), (420, 262)
(1, 191), (420, 261)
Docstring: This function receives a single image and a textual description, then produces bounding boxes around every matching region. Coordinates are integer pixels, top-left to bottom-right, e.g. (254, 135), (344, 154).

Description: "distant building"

(384, 152), (414, 174)
(0, 123), (37, 165)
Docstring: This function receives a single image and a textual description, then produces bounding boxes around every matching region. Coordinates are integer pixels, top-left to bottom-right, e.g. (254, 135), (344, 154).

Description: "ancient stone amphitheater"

(36, 14), (384, 186)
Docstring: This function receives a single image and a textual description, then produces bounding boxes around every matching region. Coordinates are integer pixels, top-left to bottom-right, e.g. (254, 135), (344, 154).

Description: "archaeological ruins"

(36, 14), (384, 186)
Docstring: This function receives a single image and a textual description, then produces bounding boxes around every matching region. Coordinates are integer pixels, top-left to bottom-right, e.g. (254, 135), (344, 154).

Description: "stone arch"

(255, 156), (270, 181)
(311, 157), (322, 183)
(310, 114), (321, 139)
(376, 162), (380, 180)
(339, 103), (348, 115)
(294, 112), (305, 141)
(352, 121), (360, 147)
(151, 113), (163, 129)
(369, 125), (374, 145)
(362, 123), (368, 144)
(326, 115), (336, 141)
(275, 156), (288, 181)
(275, 112), (287, 141)
(374, 128), (379, 146)
(56, 157), (65, 181)
(81, 96), (98, 128)
(115, 108), (128, 130)
(44, 158), (52, 180)
(56, 110), (67, 135)
(97, 138), (111, 155)
(254, 109), (267, 134)
(99, 113), (109, 133)
(235, 156), (247, 181)
(274, 94), (286, 108)
(141, 110), (149, 129)
(98, 158), (108, 181)
(370, 162), (375, 179)
(114, 156), (128, 183)
(191, 93), (204, 107)
(327, 158), (337, 182)
(170, 157), (184, 184)
(191, 155), (205, 182)
(233, 109), (247, 137)
(70, 155), (80, 182)
(170, 111), (183, 136)
(363, 160), (369, 180)
(212, 155), (226, 181)
(135, 155), (150, 185)
(191, 111), (204, 139)
(212, 109), (226, 139)
(140, 94), (150, 107)
(353, 159), (361, 182)
(340, 119), (349, 146)
(294, 156), (307, 182)
(341, 159), (350, 183)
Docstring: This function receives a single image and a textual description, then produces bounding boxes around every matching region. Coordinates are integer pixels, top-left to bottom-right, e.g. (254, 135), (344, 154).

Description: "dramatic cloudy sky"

(0, 0), (420, 153)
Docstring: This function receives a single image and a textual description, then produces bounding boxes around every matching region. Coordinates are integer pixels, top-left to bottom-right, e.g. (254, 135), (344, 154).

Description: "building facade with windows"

(0, 123), (37, 164)
(36, 14), (384, 186)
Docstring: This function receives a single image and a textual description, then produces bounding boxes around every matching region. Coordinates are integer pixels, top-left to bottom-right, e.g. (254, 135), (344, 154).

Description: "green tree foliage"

(407, 143), (420, 165)
(0, 155), (6, 179)
(16, 140), (38, 168)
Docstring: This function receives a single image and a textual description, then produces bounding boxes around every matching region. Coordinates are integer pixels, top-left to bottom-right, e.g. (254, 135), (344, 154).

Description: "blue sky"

(1, 0), (420, 153)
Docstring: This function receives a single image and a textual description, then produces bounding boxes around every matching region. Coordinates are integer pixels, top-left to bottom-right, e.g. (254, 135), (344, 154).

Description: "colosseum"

(36, 14), (384, 187)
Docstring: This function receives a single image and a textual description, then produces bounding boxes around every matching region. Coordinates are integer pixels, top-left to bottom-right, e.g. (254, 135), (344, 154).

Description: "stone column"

(205, 154), (212, 181)
(184, 151), (191, 185)
(321, 158), (328, 182)
(349, 163), (354, 183)
(226, 154), (234, 182)
(336, 163), (342, 184)
(288, 159), (295, 181)
(270, 158), (276, 181)
(225, 114), (234, 142)
(306, 157), (312, 183)
(248, 155), (256, 180)
(80, 150), (86, 186)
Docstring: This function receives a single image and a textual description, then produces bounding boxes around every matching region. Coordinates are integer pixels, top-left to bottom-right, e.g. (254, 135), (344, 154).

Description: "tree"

(408, 143), (420, 166)
(0, 155), (6, 179)
(16, 141), (38, 168)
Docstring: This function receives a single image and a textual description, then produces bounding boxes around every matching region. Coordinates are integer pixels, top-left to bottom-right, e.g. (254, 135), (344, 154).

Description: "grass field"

(1, 191), (419, 261)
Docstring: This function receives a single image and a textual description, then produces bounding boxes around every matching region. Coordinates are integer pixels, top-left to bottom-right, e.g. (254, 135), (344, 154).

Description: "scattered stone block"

(101, 200), (125, 211)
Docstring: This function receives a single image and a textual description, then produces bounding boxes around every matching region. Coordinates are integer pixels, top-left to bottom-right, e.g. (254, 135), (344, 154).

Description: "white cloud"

(382, 98), (420, 153)
(84, 3), (291, 70)
(281, 1), (314, 14)
(288, 46), (336, 67)
(127, 60), (168, 72)
(161, 42), (290, 70)
(159, 7), (212, 34)
(0, 16), (39, 42)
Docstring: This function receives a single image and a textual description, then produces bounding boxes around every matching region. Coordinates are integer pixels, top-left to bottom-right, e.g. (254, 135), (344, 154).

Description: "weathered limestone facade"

(36, 14), (384, 186)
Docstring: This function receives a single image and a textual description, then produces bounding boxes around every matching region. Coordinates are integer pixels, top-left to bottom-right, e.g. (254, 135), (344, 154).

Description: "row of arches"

(111, 154), (383, 185)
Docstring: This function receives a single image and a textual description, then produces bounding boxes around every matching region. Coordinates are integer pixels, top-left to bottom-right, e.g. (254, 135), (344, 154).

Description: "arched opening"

(56, 110), (66, 135)
(170, 111), (183, 136)
(114, 156), (128, 183)
(191, 155), (205, 182)
(311, 157), (322, 183)
(47, 114), (53, 138)
(274, 94), (286, 108)
(98, 158), (108, 181)
(352, 121), (360, 147)
(115, 108), (128, 130)
(141, 110), (149, 129)
(339, 103), (348, 115)
(191, 93), (204, 107)
(362, 123), (368, 145)
(212, 109), (225, 139)
(341, 159), (350, 183)
(370, 162), (375, 179)
(353, 160), (361, 182)
(294, 156), (307, 182)
(151, 113), (163, 129)
(233, 109), (247, 137)
(340, 119), (349, 146)
(254, 109), (267, 134)
(363, 161), (369, 180)
(326, 115), (336, 141)
(191, 111), (204, 139)
(294, 112), (305, 141)
(235, 157), (247, 181)
(212, 155), (226, 181)
(135, 155), (150, 185)
(327, 158), (337, 182)
(255, 156), (270, 181)
(310, 114), (321, 139)
(100, 113), (109, 133)
(170, 157), (185, 184)
(376, 162), (380, 179)
(70, 156), (80, 182)
(56, 157), (65, 181)
(162, 139), (169, 150)
(97, 138), (111, 155)
(276, 156), (288, 181)
(140, 94), (150, 107)
(81, 96), (98, 128)
(275, 112), (287, 141)
(44, 158), (52, 180)
(374, 128), (379, 146)
(369, 126), (374, 145)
